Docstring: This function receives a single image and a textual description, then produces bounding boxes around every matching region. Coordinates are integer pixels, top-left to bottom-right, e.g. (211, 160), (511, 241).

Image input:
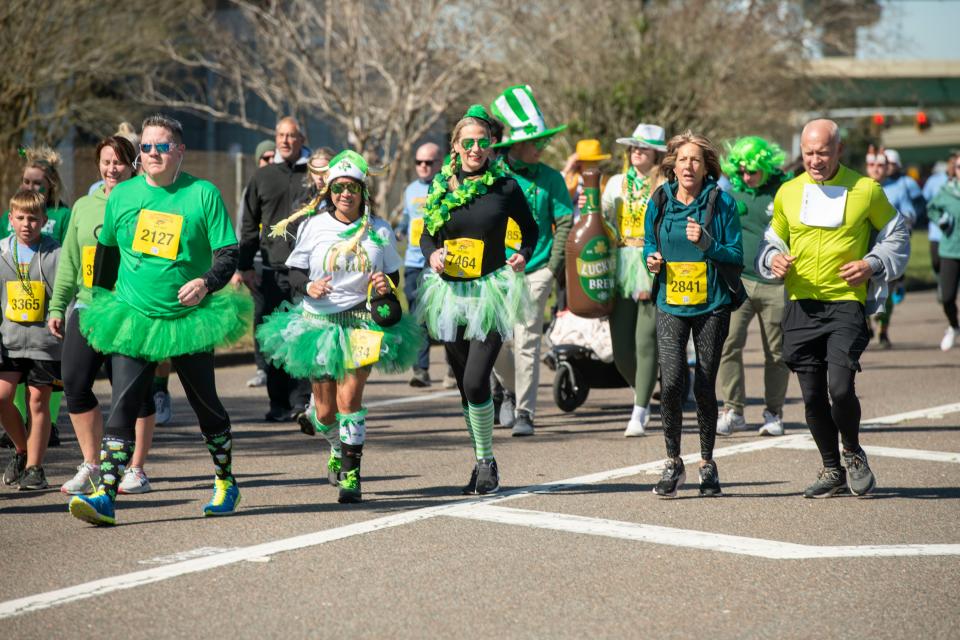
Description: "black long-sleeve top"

(419, 167), (538, 281)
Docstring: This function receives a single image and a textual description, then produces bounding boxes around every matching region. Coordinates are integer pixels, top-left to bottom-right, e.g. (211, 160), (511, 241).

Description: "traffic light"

(870, 113), (887, 137)
(916, 110), (931, 131)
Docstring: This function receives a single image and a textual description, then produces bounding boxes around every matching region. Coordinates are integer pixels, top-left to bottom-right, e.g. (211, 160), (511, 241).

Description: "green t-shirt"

(100, 173), (237, 318)
(730, 178), (782, 283)
(504, 161), (573, 272)
(772, 165), (895, 304)
(49, 186), (110, 317)
(2, 204), (72, 244)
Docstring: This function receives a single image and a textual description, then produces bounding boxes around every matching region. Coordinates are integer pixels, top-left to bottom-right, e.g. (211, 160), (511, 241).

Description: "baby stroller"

(544, 310), (628, 412)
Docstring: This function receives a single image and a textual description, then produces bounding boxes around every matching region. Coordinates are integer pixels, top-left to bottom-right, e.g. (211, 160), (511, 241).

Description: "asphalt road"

(1, 290), (958, 639)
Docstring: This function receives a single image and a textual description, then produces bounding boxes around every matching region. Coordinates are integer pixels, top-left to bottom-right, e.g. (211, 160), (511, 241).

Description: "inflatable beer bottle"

(565, 168), (615, 317)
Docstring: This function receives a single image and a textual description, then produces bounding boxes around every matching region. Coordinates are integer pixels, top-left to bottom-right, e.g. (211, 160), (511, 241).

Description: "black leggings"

(444, 327), (503, 405)
(940, 257), (960, 328)
(61, 309), (154, 417)
(796, 365), (860, 469)
(656, 309), (730, 461)
(105, 351), (229, 440)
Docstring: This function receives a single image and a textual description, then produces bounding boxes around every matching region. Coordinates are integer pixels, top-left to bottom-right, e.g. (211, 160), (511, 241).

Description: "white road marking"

(444, 504), (960, 560)
(776, 439), (960, 464)
(1, 401), (955, 620)
(365, 390), (461, 408)
(138, 547), (240, 565)
(860, 402), (960, 427)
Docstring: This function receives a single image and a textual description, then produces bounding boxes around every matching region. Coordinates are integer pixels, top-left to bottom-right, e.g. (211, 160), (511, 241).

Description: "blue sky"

(858, 0), (960, 59)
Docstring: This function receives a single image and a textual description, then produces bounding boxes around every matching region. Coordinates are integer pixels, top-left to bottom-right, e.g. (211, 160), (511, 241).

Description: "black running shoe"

(337, 468), (362, 504)
(803, 467), (847, 499)
(3, 451), (26, 486)
(297, 412), (316, 437)
(475, 459), (500, 495)
(19, 465), (48, 491)
(462, 463), (479, 495)
(47, 425), (61, 448)
(653, 458), (685, 498)
(843, 449), (876, 496)
(698, 460), (722, 497)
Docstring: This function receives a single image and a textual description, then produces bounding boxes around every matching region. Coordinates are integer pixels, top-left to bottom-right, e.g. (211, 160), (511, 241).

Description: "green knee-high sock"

(98, 437), (134, 501)
(467, 399), (494, 461)
(203, 429), (235, 485)
(309, 412), (342, 458)
(462, 403), (475, 449)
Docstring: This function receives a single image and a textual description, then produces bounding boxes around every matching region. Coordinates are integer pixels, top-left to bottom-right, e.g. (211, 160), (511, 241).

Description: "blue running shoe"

(69, 489), (116, 526)
(203, 478), (241, 516)
(891, 285), (905, 305)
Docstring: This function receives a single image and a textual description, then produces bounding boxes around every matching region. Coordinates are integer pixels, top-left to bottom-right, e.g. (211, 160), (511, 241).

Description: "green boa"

(422, 159), (508, 235)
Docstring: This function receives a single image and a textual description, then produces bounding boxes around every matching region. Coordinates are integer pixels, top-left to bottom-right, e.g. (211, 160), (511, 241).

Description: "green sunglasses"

(460, 137), (491, 151)
(330, 182), (362, 194)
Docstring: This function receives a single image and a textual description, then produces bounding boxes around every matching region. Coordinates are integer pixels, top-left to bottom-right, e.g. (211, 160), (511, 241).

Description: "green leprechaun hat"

(490, 84), (567, 148)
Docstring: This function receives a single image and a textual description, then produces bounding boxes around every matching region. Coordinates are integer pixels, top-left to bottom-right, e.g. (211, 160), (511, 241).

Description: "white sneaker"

(758, 409), (784, 436)
(60, 462), (100, 495)
(154, 390), (172, 425)
(941, 326), (958, 352)
(716, 409), (747, 436)
(118, 466), (152, 494)
(624, 405), (650, 437)
(246, 369), (267, 387)
(499, 394), (516, 428)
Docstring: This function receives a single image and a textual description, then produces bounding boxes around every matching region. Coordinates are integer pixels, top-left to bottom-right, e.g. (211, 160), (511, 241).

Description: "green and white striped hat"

(326, 150), (368, 183)
(490, 84), (567, 148)
(616, 124), (667, 151)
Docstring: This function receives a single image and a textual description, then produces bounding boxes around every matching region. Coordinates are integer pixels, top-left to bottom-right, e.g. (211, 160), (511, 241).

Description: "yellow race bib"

(443, 238), (484, 278)
(348, 328), (384, 368)
(618, 201), (647, 240)
(82, 245), (96, 288)
(132, 209), (184, 260)
(6, 281), (45, 322)
(409, 218), (424, 247)
(504, 218), (522, 251)
(665, 262), (708, 306)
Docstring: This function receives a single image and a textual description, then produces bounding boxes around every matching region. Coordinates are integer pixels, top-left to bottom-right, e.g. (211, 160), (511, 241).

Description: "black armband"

(288, 267), (311, 296)
(202, 245), (240, 293)
(92, 243), (121, 290)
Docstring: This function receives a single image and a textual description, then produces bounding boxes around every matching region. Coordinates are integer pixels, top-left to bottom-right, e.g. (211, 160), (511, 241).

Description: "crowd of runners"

(1, 83), (957, 524)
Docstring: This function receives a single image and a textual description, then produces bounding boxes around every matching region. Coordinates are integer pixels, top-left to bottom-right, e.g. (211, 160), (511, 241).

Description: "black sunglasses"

(415, 159), (436, 166)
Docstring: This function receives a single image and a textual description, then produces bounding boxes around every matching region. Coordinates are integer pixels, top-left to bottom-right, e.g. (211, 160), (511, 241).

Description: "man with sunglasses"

(715, 136), (792, 438)
(239, 117), (313, 422)
(489, 85), (573, 436)
(396, 142), (441, 387)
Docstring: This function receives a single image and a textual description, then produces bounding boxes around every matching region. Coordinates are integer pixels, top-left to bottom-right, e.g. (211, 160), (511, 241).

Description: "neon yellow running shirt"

(772, 165), (895, 304)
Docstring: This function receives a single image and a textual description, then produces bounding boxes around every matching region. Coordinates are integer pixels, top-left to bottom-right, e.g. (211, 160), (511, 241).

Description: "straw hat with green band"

(490, 84), (567, 148)
(615, 123), (667, 151)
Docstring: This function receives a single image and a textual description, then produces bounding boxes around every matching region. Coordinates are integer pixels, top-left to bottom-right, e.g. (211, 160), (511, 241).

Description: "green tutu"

(79, 288), (253, 361)
(416, 266), (530, 342)
(616, 246), (654, 299)
(256, 302), (422, 381)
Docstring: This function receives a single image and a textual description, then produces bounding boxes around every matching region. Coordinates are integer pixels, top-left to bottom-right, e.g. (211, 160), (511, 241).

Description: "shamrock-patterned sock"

(310, 411), (341, 459)
(338, 408), (367, 474)
(98, 437), (134, 501)
(467, 399), (494, 461)
(203, 429), (235, 485)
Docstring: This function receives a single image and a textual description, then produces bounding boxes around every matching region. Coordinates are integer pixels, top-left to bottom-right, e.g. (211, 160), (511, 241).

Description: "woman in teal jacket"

(643, 131), (743, 498)
(928, 159), (960, 351)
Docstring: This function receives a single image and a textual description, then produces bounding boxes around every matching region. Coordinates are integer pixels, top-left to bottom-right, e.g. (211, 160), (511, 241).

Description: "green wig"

(721, 136), (786, 193)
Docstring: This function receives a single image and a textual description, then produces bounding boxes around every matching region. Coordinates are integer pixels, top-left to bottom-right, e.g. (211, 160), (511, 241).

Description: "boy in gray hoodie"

(0, 190), (62, 490)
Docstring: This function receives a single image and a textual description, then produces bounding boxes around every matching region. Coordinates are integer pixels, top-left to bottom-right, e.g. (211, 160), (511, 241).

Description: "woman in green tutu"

(602, 123), (667, 437)
(69, 114), (252, 526)
(257, 150), (420, 504)
(417, 105), (537, 495)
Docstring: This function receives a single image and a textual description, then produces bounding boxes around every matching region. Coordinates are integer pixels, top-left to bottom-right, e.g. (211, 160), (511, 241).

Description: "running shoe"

(511, 410), (534, 437)
(716, 409), (747, 436)
(327, 453), (342, 486)
(3, 450), (26, 486)
(941, 326), (958, 352)
(499, 393), (516, 429)
(118, 466), (152, 494)
(891, 285), (906, 305)
(442, 366), (457, 389)
(698, 460), (722, 497)
(653, 458), (685, 498)
(475, 458), (500, 495)
(337, 468), (362, 504)
(19, 465), (48, 491)
(843, 448), (876, 496)
(297, 411), (316, 437)
(624, 405), (650, 437)
(462, 463), (479, 495)
(203, 478), (241, 516)
(802, 467), (847, 499)
(69, 489), (116, 526)
(877, 333), (892, 350)
(409, 368), (431, 388)
(154, 390), (172, 425)
(48, 424), (61, 447)
(758, 410), (784, 436)
(246, 368), (267, 388)
(61, 462), (100, 495)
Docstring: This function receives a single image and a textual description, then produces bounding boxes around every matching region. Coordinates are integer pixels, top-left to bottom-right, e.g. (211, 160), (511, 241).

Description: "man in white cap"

(489, 84), (574, 436)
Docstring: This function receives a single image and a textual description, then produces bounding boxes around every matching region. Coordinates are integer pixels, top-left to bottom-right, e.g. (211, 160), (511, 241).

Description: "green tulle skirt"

(616, 246), (654, 299)
(256, 302), (422, 381)
(415, 266), (530, 342)
(79, 288), (253, 361)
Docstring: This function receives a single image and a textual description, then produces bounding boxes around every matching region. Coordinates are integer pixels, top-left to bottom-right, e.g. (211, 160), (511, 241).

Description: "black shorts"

(0, 356), (64, 390)
(781, 299), (870, 373)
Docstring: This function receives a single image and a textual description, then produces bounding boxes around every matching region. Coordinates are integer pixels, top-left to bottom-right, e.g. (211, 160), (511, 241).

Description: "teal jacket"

(929, 179), (960, 260)
(643, 179), (743, 316)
